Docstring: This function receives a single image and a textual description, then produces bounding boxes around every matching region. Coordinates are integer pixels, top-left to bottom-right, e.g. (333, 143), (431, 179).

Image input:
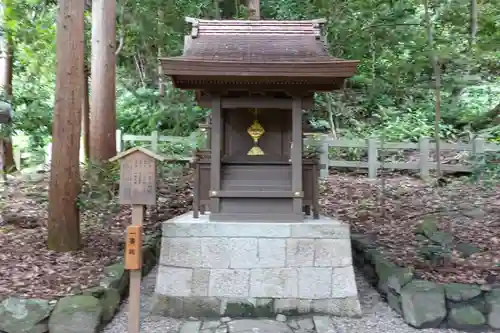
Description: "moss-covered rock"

(0, 297), (54, 333)
(429, 231), (453, 246)
(82, 286), (107, 299)
(48, 295), (103, 333)
(100, 262), (128, 295)
(99, 288), (121, 324)
(141, 246), (157, 276)
(448, 306), (486, 330)
(400, 280), (446, 328)
(456, 243), (481, 257)
(444, 283), (482, 302)
(373, 254), (397, 295)
(414, 218), (437, 238)
(387, 291), (402, 315)
(388, 267), (414, 294)
(485, 289), (500, 329)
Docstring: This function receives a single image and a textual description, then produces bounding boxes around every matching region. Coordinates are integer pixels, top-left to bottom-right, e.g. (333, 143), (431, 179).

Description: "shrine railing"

(115, 129), (198, 162)
(117, 130), (500, 180)
(307, 135), (500, 179)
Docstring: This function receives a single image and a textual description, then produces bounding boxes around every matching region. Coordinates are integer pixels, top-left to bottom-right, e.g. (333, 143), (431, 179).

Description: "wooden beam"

(209, 95), (222, 214)
(210, 190), (303, 198)
(291, 97), (303, 216)
(197, 96), (314, 109)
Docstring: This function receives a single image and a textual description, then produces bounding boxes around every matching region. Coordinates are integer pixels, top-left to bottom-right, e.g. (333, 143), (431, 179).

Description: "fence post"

(367, 137), (378, 179)
(419, 137), (430, 179)
(45, 142), (52, 165)
(319, 134), (329, 179)
(151, 131), (159, 152)
(115, 129), (123, 153)
(14, 148), (21, 171)
(472, 137), (485, 166)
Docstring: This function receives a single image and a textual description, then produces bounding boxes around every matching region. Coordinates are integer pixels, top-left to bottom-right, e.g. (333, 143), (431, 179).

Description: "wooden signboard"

(110, 147), (166, 205)
(109, 147), (166, 333)
(125, 225), (143, 270)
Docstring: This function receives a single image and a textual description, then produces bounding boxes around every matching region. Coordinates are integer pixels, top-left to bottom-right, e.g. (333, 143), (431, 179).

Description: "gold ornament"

(247, 109), (265, 155)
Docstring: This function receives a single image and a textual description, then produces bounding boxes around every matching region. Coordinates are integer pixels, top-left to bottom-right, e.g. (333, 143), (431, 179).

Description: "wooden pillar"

(206, 114), (212, 150)
(210, 94), (221, 214)
(291, 97), (303, 215)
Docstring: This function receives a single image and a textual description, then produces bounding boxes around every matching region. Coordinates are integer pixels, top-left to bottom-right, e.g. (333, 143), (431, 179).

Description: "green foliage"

(116, 83), (206, 136)
(469, 151), (500, 186)
(77, 161), (120, 213)
(3, 0), (500, 153)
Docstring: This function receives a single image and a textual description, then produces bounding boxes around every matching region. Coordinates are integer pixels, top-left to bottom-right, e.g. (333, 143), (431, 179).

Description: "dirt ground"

(322, 171), (500, 285)
(0, 168), (193, 300)
(1, 167), (499, 300)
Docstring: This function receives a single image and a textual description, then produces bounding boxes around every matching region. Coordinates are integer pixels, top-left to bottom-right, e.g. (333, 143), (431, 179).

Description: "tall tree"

(424, 0), (442, 179)
(89, 0), (117, 162)
(0, 0), (16, 174)
(47, 0), (85, 251)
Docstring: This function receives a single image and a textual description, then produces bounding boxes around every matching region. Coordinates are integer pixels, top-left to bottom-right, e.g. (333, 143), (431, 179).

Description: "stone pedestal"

(152, 212), (361, 318)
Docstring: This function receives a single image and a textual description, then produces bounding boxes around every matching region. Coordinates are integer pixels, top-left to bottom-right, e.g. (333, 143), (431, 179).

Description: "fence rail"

(308, 136), (500, 179)
(115, 129), (195, 162)
(12, 131), (500, 179)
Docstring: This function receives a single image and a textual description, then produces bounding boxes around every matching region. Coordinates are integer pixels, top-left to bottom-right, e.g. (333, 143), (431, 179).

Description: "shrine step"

(152, 212), (361, 318)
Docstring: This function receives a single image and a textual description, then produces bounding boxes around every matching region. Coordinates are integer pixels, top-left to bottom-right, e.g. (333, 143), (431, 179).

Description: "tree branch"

(115, 0), (128, 56)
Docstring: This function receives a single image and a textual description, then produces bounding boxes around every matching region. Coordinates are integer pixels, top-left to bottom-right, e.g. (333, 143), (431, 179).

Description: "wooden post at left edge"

(127, 205), (143, 333)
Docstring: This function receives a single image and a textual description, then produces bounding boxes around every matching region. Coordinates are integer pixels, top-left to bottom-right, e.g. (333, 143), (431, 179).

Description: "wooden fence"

(119, 131), (500, 179)
(115, 129), (195, 161)
(308, 136), (500, 179)
(12, 131), (500, 179)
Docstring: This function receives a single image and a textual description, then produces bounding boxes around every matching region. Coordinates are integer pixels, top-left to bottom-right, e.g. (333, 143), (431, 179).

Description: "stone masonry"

(152, 212), (361, 318)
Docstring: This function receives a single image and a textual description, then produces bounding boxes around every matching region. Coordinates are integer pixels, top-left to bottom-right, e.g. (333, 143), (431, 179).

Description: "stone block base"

(151, 295), (361, 318)
(153, 212), (361, 318)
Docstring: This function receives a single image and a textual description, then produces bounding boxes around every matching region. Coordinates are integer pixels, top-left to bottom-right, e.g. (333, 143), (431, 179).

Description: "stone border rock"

(0, 233), (162, 333)
(351, 233), (500, 331)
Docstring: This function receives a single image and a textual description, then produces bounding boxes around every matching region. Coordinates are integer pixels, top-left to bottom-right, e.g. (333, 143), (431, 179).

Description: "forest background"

(1, 0), (499, 166)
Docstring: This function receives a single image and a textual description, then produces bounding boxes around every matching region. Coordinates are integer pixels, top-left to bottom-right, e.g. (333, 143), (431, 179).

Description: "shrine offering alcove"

(192, 104), (322, 221)
(153, 18), (362, 319)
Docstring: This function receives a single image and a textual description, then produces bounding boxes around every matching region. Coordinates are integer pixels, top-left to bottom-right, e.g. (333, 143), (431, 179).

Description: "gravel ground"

(102, 266), (477, 333)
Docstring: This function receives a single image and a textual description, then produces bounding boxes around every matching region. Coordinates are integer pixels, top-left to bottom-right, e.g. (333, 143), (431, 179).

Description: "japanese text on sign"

(118, 153), (156, 205)
(125, 225), (142, 270)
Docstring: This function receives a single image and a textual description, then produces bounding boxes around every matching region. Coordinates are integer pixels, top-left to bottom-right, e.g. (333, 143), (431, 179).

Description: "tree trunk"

(423, 0), (442, 178)
(0, 23), (16, 173)
(89, 0), (117, 162)
(47, 0), (85, 252)
(214, 0), (221, 19)
(158, 9), (165, 97)
(82, 64), (90, 160)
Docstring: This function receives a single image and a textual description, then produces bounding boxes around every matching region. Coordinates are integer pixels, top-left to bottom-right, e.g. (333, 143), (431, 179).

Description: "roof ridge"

(185, 17), (326, 39)
(185, 17), (326, 24)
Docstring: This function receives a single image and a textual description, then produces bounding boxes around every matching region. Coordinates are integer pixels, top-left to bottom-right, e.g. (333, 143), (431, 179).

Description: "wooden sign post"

(109, 147), (166, 333)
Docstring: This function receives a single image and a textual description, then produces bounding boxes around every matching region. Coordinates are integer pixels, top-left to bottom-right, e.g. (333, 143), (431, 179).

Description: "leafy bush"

(116, 84), (207, 136)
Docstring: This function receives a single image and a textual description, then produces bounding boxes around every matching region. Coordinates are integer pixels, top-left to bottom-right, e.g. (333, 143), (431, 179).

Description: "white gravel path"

(101, 266), (479, 333)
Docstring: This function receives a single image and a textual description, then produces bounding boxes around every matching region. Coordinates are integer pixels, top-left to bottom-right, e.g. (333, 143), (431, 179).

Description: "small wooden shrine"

(160, 18), (358, 222)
